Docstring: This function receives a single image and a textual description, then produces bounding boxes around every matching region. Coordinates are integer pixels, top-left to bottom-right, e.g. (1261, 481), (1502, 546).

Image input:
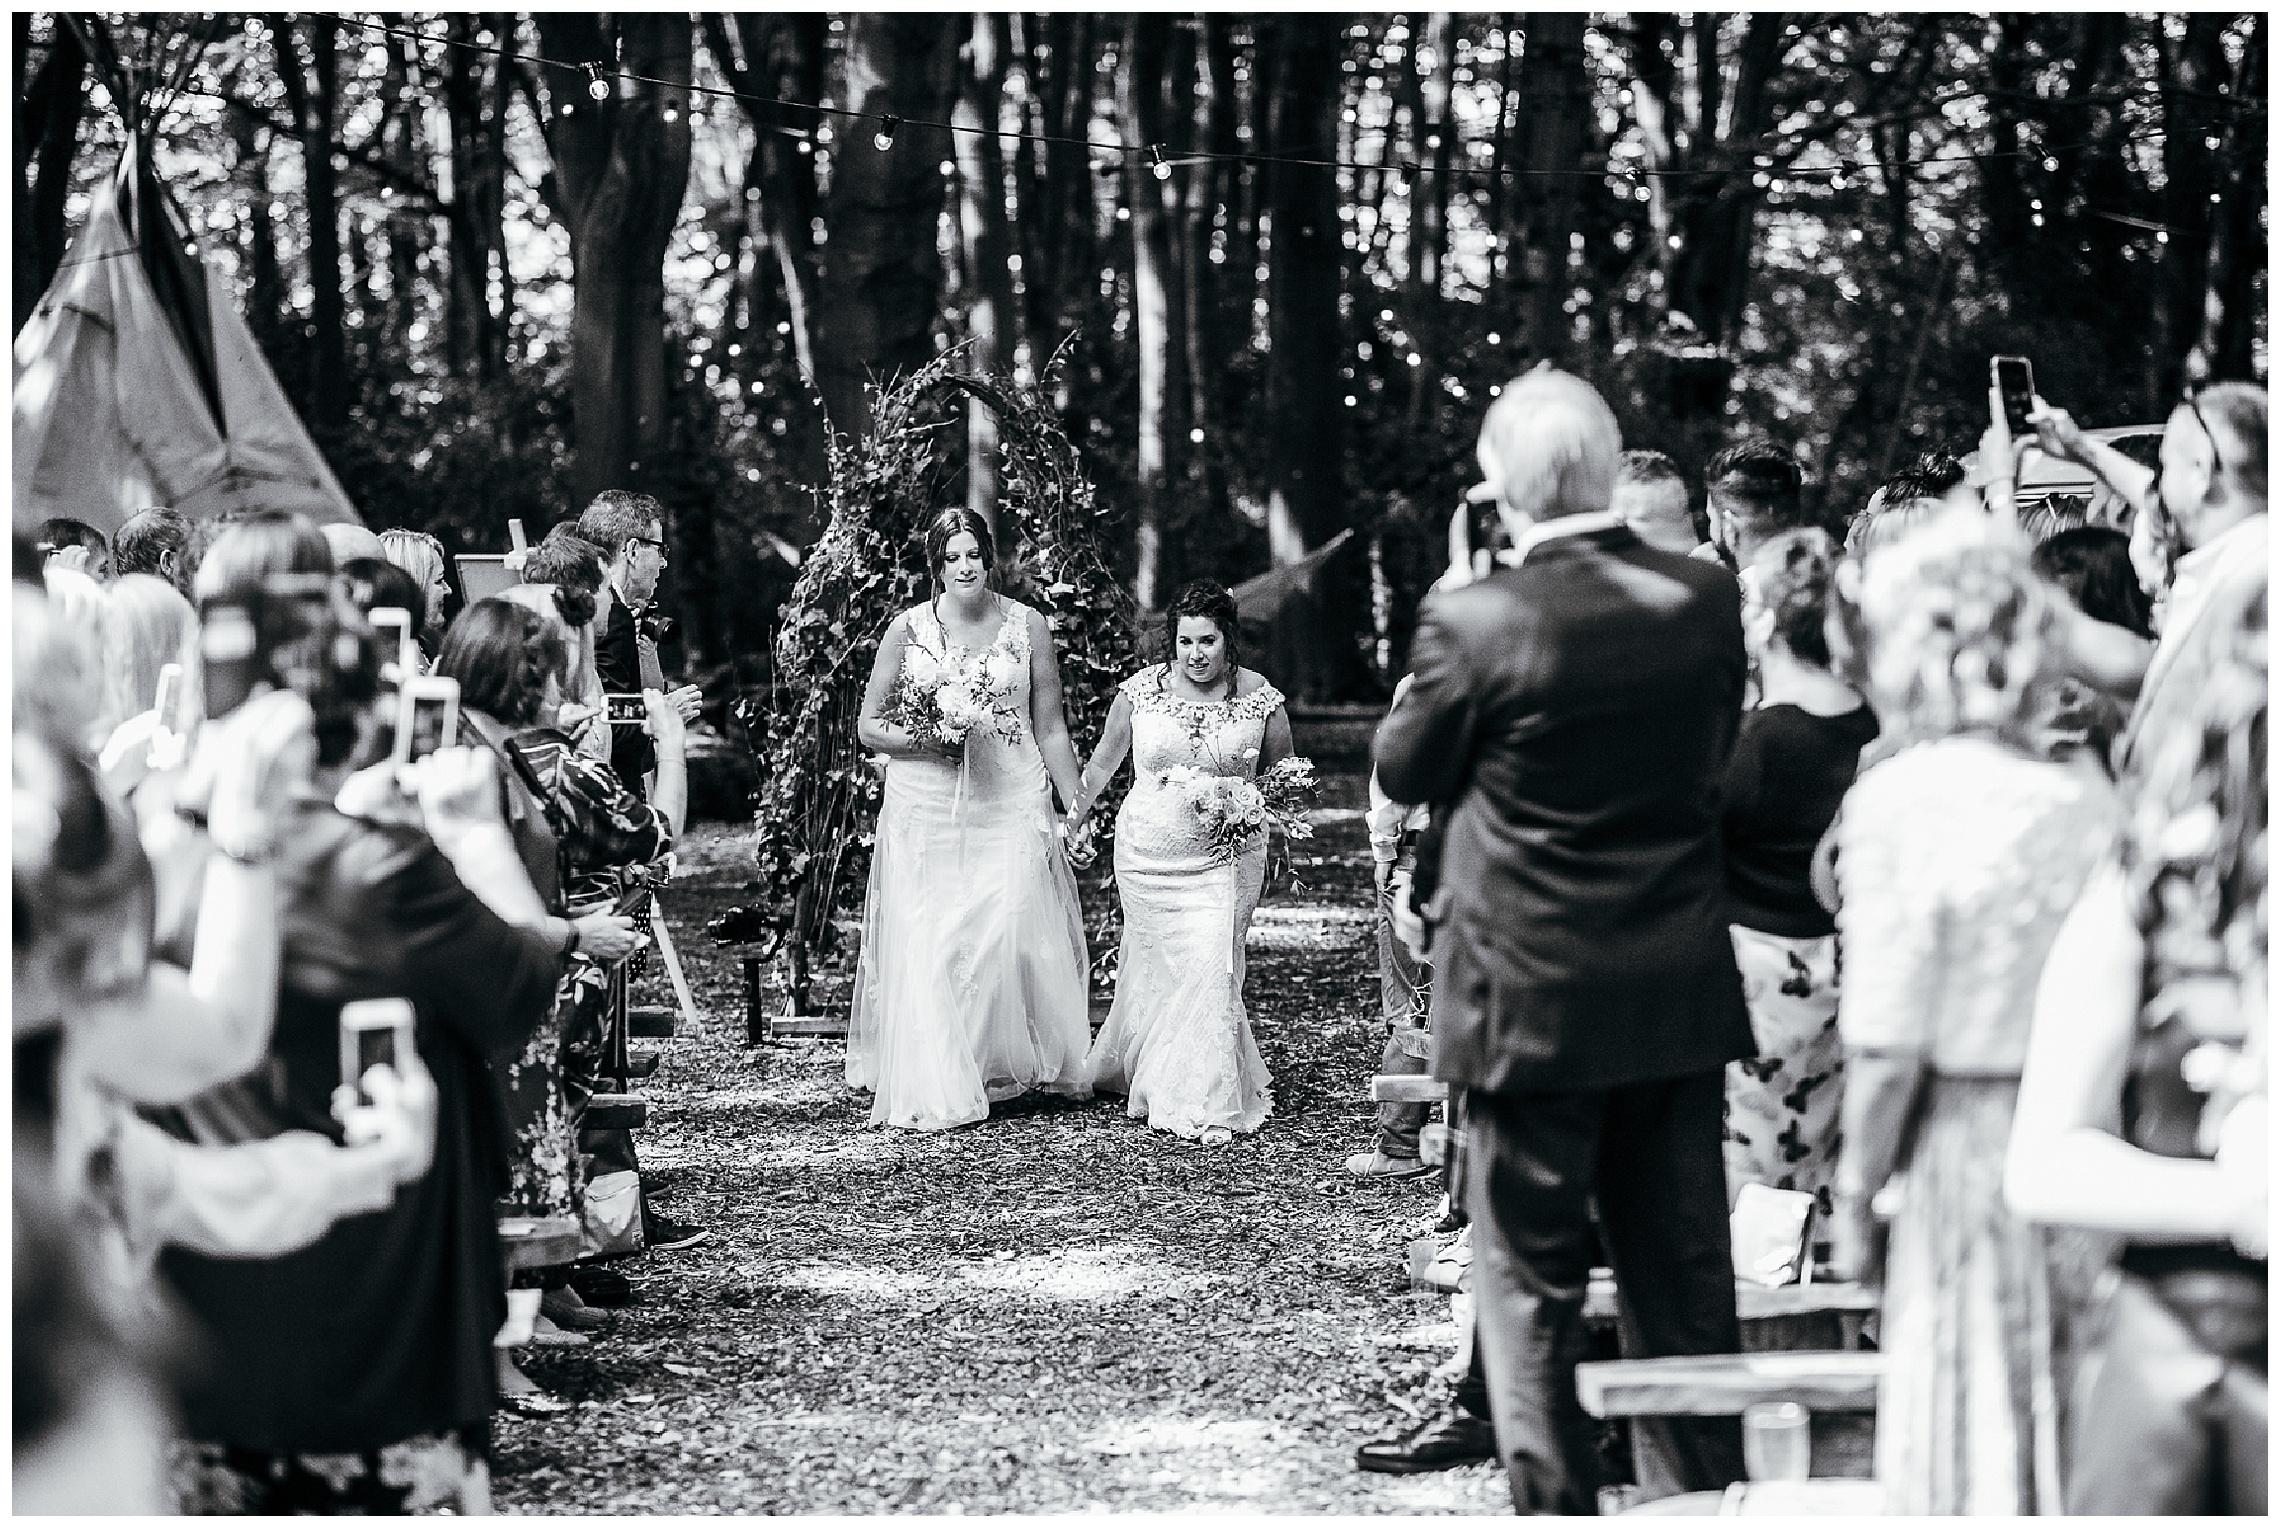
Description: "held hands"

(572, 911), (644, 965)
(330, 1049), (440, 1187)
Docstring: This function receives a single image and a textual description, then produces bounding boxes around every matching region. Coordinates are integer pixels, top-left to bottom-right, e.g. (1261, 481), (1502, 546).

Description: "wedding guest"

(93, 574), (197, 798)
(37, 516), (113, 581)
(1377, 366), (1751, 1511)
(519, 529), (615, 765)
(576, 493), (675, 793)
(1348, 672), (1435, 1180)
(1829, 507), (2119, 1514)
(111, 507), (193, 594)
(321, 521), (387, 567)
(155, 519), (565, 1513)
(1612, 449), (1706, 555)
(1719, 530), (1877, 1224)
(378, 525), (457, 655)
(2030, 527), (2153, 770)
(1704, 441), (1811, 570)
(2007, 577), (2265, 1515)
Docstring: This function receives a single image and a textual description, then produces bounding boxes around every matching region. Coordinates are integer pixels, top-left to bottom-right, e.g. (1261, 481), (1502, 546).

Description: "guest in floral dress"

(1829, 508), (2119, 1514)
(1718, 530), (1878, 1229)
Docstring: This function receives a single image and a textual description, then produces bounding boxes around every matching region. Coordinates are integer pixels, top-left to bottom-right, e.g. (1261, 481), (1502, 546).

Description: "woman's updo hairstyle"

(1162, 580), (1241, 674)
(436, 598), (568, 729)
(1748, 527), (1839, 669)
(923, 508), (997, 591)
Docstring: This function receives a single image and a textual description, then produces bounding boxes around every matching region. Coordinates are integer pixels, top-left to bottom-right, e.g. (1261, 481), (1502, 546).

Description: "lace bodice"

(1835, 738), (2118, 1073)
(1121, 668), (1286, 780)
(892, 601), (1045, 803)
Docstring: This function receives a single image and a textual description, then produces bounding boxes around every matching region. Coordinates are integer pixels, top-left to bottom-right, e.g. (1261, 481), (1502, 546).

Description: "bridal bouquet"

(887, 645), (1024, 755)
(1174, 753), (1317, 866)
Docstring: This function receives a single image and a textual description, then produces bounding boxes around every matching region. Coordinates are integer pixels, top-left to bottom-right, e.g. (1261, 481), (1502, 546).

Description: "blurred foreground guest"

(2008, 578), (2265, 1515)
(33, 566), (111, 753)
(1845, 456), (1967, 561)
(155, 522), (562, 1513)
(378, 526), (456, 654)
(1719, 531), (1876, 1224)
(38, 515), (113, 580)
(2030, 527), (2154, 771)
(1377, 366), (1749, 1511)
(319, 522), (386, 567)
(113, 507), (193, 594)
(94, 574), (198, 794)
(1612, 449), (1705, 555)
(1830, 509), (2118, 1514)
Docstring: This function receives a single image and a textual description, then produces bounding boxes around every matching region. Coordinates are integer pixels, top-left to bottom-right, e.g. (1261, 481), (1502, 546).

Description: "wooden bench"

(767, 1014), (850, 1039)
(1370, 1074), (1449, 1104)
(496, 1214), (583, 1272)
(584, 1093), (649, 1131)
(1579, 1350), (1883, 1493)
(629, 1004), (678, 1039)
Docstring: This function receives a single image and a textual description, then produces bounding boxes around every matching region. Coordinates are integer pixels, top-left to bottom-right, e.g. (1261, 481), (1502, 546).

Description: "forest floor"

(492, 761), (1509, 1515)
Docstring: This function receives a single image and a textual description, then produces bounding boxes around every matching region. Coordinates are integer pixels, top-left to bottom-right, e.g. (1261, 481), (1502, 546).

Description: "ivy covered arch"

(732, 351), (1138, 1008)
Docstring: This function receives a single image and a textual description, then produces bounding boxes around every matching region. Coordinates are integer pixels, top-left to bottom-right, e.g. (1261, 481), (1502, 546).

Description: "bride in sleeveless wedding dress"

(1066, 581), (1294, 1144)
(848, 510), (1093, 1131)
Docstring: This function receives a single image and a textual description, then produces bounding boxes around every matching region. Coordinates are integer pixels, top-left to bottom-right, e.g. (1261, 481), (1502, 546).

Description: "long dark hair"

(1162, 579), (1240, 693)
(923, 508), (997, 592)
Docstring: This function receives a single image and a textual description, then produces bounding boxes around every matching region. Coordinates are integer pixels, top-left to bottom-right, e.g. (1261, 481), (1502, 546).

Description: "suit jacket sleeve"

(595, 604), (639, 694)
(1373, 596), (1481, 808)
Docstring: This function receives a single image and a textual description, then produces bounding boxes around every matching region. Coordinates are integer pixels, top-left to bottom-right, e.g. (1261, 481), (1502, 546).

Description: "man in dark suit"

(575, 491), (699, 794)
(1375, 365), (1753, 1513)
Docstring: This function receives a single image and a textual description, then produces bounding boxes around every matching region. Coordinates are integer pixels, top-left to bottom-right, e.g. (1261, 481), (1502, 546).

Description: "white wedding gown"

(1082, 669), (1281, 1139)
(848, 602), (1093, 1130)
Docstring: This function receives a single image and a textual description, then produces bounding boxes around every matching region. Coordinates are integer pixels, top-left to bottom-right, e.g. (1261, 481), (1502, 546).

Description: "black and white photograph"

(12, 10), (2266, 1516)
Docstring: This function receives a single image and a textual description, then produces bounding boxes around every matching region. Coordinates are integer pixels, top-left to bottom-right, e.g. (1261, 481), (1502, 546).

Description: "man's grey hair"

(1477, 365), (1622, 523)
(577, 490), (665, 560)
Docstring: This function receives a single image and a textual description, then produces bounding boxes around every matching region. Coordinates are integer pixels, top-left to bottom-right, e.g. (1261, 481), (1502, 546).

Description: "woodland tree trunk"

(813, 13), (959, 443)
(1506, 12), (1590, 367)
(534, 14), (694, 507)
(1121, 13), (1176, 610)
(444, 13), (511, 380)
(954, 12), (1016, 539)
(1260, 15), (1361, 702)
(279, 14), (347, 435)
(16, 15), (87, 332)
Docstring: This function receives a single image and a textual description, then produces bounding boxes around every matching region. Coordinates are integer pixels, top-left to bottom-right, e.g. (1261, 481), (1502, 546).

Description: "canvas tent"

(13, 146), (359, 537)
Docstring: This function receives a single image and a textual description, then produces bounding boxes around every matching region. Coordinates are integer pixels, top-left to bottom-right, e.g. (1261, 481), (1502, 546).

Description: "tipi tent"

(13, 146), (359, 537)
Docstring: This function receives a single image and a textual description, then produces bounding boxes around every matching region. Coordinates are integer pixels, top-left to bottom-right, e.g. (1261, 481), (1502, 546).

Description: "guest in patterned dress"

(1718, 530), (1878, 1229)
(1829, 508), (2120, 1514)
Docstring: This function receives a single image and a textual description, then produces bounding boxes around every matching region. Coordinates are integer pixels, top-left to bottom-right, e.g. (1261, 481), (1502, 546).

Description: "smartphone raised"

(368, 606), (416, 686)
(393, 675), (460, 766)
(1991, 355), (2037, 438)
(196, 574), (330, 719)
(338, 997), (416, 1108)
(605, 692), (647, 726)
(152, 662), (183, 731)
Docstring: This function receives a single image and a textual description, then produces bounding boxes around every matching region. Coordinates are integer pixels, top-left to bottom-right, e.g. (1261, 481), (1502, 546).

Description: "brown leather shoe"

(1355, 1411), (1498, 1475)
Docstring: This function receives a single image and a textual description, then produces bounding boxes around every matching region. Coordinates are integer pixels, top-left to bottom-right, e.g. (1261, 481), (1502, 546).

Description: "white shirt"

(1493, 509), (1629, 568)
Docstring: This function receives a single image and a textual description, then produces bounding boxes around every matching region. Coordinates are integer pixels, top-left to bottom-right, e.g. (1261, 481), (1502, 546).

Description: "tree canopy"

(15, 12), (2267, 696)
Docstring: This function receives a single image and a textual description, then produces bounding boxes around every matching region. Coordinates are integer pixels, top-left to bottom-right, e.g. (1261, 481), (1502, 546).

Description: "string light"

(1148, 144), (1173, 183)
(340, 17), (2200, 194)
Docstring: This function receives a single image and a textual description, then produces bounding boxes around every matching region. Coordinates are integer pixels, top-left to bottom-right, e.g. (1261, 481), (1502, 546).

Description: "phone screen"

(607, 693), (646, 725)
(404, 694), (455, 760)
(153, 664), (183, 730)
(357, 1023), (398, 1079)
(1993, 356), (2036, 437)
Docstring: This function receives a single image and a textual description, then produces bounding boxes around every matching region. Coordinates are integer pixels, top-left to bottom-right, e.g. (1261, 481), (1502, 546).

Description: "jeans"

(1373, 857), (1433, 1158)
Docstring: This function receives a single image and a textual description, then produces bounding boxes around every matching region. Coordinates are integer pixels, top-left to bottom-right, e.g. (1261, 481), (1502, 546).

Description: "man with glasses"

(2033, 381), (2268, 788)
(575, 491), (698, 797)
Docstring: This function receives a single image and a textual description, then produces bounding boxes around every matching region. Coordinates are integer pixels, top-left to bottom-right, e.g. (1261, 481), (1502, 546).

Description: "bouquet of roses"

(1185, 752), (1318, 866)
(886, 645), (1025, 756)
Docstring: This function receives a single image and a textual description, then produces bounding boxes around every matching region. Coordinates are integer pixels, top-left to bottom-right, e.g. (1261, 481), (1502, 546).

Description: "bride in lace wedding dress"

(848, 510), (1093, 1131)
(1066, 581), (1294, 1144)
